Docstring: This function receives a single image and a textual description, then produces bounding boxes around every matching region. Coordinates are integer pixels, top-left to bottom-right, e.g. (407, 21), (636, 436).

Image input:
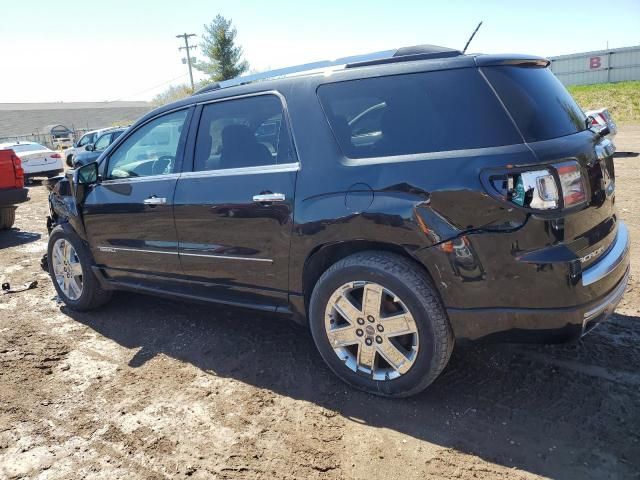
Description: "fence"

(550, 45), (640, 86)
(0, 129), (96, 150)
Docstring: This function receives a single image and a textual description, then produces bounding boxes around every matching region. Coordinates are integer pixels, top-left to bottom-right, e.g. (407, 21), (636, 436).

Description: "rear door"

(82, 108), (192, 284)
(173, 93), (298, 309)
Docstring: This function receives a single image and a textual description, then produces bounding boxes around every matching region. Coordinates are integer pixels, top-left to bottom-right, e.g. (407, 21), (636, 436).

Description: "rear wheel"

(0, 207), (16, 230)
(48, 224), (112, 310)
(66, 155), (73, 167)
(309, 251), (454, 397)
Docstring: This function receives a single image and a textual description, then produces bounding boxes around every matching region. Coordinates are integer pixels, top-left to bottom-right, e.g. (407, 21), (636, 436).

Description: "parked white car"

(64, 128), (115, 166)
(586, 108), (617, 141)
(0, 142), (64, 179)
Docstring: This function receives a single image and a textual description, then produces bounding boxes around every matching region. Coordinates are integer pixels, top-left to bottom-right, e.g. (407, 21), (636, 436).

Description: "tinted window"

(106, 109), (188, 179)
(78, 134), (92, 147)
(94, 133), (112, 151)
(483, 66), (586, 142)
(11, 143), (47, 153)
(193, 95), (294, 171)
(317, 69), (521, 159)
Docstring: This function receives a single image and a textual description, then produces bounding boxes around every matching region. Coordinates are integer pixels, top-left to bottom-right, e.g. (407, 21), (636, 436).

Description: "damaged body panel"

(46, 48), (629, 348)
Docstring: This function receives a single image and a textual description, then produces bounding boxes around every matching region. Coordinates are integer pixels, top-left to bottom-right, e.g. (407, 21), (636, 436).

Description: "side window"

(106, 110), (188, 179)
(94, 133), (112, 151)
(193, 94), (293, 172)
(317, 69), (522, 158)
(78, 134), (91, 147)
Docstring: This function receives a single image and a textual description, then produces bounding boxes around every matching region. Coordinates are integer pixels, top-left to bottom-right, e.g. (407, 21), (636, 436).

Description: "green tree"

(151, 84), (192, 106)
(195, 15), (249, 82)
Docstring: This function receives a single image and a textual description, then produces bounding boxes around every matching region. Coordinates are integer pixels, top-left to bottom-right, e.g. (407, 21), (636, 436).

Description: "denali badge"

(580, 245), (605, 264)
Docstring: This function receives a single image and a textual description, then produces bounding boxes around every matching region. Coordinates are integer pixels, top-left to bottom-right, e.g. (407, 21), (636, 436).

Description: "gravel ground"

(1, 128), (639, 480)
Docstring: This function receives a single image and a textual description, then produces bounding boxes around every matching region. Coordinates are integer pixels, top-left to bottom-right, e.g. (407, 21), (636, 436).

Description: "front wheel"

(48, 224), (112, 310)
(309, 251), (454, 398)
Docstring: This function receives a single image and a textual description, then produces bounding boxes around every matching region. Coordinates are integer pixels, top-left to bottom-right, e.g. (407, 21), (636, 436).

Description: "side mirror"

(73, 142), (78, 148)
(74, 162), (99, 185)
(85, 144), (95, 152)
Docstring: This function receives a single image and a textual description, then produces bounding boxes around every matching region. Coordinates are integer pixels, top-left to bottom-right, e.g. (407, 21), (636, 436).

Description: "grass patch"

(568, 81), (640, 124)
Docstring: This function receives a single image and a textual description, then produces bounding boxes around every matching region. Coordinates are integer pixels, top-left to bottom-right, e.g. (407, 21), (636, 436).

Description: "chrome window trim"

(102, 106), (193, 181)
(180, 162), (299, 179)
(192, 90), (301, 172)
(97, 245), (273, 263)
(100, 172), (182, 185)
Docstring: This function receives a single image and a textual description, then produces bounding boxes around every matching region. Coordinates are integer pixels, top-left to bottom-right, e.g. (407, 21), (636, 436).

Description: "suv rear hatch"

(478, 58), (618, 268)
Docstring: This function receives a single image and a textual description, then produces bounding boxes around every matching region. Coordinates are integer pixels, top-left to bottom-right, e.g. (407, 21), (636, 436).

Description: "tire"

(309, 251), (454, 398)
(48, 224), (112, 311)
(0, 207), (16, 230)
(66, 155), (73, 167)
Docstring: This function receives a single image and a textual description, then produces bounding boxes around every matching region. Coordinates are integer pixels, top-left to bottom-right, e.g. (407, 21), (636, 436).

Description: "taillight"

(556, 161), (587, 207)
(12, 154), (25, 188)
(484, 160), (587, 211)
(598, 113), (608, 125)
(50, 153), (61, 159)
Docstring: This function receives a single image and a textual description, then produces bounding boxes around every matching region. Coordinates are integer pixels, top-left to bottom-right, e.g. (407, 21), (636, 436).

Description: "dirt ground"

(1, 128), (640, 480)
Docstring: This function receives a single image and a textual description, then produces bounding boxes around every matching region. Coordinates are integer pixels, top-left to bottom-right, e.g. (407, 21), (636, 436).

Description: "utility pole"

(176, 33), (196, 91)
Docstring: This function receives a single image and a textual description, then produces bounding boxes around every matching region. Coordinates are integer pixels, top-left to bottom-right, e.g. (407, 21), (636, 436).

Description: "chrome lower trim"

(582, 222), (629, 286)
(180, 251), (273, 263)
(96, 245), (272, 263)
(582, 267), (629, 332)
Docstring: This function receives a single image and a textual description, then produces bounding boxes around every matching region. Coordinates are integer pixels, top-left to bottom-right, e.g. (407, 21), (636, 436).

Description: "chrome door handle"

(253, 193), (285, 202)
(143, 196), (167, 205)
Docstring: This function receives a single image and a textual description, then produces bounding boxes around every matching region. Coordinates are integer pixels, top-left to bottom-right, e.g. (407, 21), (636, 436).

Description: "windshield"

(482, 66), (586, 142)
(10, 143), (48, 153)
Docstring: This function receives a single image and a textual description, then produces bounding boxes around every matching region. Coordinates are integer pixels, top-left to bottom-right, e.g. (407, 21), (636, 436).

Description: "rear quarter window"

(482, 66), (586, 142)
(317, 68), (522, 159)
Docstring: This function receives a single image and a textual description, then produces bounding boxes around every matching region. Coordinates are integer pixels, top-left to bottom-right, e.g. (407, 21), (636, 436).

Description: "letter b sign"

(589, 56), (602, 69)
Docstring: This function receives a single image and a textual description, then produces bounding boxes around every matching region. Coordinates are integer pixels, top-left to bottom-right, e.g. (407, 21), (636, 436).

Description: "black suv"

(46, 45), (629, 397)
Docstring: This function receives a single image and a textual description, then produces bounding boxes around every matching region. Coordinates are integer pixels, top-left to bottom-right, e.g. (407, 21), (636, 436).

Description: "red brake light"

(12, 154), (25, 188)
(556, 161), (587, 207)
(50, 153), (61, 159)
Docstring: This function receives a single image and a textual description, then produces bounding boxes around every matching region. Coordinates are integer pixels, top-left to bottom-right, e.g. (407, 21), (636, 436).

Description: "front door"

(82, 108), (192, 284)
(174, 94), (297, 309)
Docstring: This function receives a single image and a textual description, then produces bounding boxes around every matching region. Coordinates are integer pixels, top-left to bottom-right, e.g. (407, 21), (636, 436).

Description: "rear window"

(482, 66), (586, 142)
(10, 143), (47, 153)
(317, 69), (521, 159)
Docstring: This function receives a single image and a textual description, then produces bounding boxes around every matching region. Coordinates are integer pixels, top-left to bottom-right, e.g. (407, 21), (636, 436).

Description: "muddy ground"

(1, 127), (639, 480)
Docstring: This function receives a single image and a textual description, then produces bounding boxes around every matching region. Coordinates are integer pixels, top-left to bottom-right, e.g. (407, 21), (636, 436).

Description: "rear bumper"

(25, 168), (64, 179)
(447, 221), (630, 343)
(0, 187), (29, 207)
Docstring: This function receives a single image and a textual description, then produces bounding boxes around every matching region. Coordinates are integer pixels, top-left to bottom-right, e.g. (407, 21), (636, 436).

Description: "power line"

(111, 73), (189, 101)
(176, 33), (197, 91)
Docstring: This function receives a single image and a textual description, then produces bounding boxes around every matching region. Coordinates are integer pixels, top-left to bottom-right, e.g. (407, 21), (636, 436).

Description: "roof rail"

(193, 44), (461, 95)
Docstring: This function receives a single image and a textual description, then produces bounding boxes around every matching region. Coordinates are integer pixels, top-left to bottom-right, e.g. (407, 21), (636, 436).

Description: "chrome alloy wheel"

(52, 238), (84, 300)
(324, 281), (419, 381)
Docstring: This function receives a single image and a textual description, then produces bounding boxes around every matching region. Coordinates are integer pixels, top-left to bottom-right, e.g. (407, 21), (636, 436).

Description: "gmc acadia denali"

(46, 45), (629, 397)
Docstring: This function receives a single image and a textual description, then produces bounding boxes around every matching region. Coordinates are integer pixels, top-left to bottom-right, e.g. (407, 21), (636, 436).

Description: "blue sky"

(1, 0), (638, 102)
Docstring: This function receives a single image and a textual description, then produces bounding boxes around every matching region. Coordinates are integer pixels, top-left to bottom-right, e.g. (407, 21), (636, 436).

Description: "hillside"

(0, 101), (152, 137)
(568, 81), (640, 124)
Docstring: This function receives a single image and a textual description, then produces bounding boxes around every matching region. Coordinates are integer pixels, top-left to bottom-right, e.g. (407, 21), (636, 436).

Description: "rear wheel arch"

(301, 241), (438, 316)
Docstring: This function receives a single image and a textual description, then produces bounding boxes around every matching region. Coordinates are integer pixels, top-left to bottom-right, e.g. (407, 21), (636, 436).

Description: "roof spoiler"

(474, 54), (550, 68)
